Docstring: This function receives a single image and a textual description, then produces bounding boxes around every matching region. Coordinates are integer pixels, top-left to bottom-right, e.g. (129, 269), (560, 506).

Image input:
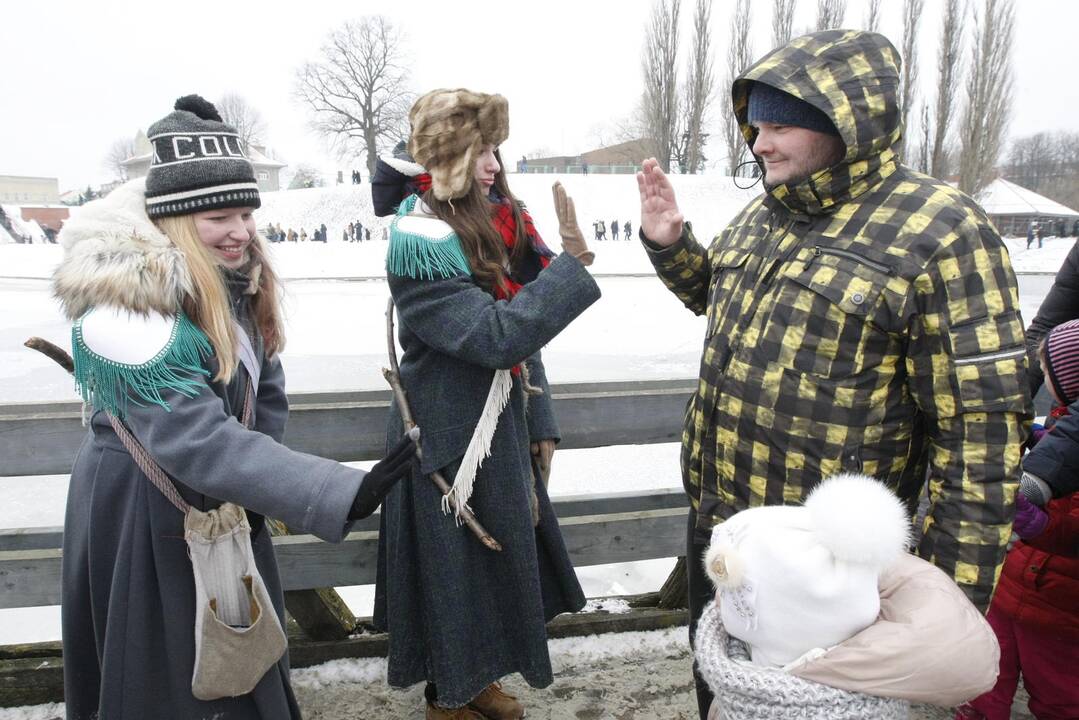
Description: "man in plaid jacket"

(637, 30), (1032, 719)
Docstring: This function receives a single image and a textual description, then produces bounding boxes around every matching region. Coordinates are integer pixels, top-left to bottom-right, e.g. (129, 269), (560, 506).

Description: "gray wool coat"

(373, 251), (601, 708)
(61, 277), (365, 720)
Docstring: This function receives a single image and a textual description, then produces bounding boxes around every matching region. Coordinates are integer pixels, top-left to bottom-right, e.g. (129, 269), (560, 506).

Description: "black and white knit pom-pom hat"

(144, 95), (261, 219)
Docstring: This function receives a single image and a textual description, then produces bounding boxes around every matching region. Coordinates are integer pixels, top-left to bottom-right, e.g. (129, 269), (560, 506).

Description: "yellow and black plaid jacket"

(647, 30), (1032, 610)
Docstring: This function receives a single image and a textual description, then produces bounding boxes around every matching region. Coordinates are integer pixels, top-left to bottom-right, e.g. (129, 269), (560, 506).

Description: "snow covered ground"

(0, 178), (1067, 715)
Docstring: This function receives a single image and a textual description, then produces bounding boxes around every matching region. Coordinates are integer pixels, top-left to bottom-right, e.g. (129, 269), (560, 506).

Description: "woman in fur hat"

(373, 88), (599, 720)
(54, 96), (417, 720)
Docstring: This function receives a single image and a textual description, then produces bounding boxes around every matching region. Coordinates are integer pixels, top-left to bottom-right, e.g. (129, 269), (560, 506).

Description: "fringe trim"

(386, 194), (471, 280)
(72, 311), (212, 419)
(443, 368), (514, 519)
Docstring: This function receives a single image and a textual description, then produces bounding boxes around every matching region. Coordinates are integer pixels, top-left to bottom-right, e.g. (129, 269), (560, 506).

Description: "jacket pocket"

(947, 312), (1030, 414)
(759, 245), (898, 379)
(706, 247), (753, 339)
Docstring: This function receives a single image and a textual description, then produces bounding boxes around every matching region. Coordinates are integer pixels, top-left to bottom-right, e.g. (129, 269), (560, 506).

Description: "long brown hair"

(421, 149), (533, 295)
(491, 149), (533, 277)
(421, 181), (509, 296)
(154, 215), (285, 382)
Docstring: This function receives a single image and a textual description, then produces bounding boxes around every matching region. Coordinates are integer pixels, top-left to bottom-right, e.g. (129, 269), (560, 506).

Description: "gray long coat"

(373, 252), (601, 708)
(54, 180), (365, 720)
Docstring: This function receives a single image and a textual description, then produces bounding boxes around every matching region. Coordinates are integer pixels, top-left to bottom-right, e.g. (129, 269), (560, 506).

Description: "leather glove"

(348, 427), (420, 520)
(530, 439), (555, 488)
(1019, 471), (1053, 507)
(1013, 494), (1049, 540)
(552, 182), (594, 266)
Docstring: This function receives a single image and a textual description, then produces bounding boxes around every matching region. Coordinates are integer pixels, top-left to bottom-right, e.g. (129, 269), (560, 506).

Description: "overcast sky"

(3, 0), (1076, 191)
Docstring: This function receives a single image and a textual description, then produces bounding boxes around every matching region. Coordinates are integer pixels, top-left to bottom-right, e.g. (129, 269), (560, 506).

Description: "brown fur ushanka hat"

(407, 88), (509, 201)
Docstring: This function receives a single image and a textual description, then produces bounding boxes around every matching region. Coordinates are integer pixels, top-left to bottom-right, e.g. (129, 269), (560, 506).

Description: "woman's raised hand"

(552, 182), (594, 267)
(636, 158), (684, 247)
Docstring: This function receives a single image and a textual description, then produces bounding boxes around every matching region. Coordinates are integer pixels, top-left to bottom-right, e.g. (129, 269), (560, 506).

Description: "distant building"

(0, 175), (60, 204)
(522, 139), (656, 174)
(976, 177), (1079, 237)
(120, 129), (287, 192)
(19, 206), (70, 233)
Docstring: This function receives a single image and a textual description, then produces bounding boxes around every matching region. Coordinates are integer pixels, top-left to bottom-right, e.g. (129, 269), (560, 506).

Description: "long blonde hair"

(154, 214), (285, 383)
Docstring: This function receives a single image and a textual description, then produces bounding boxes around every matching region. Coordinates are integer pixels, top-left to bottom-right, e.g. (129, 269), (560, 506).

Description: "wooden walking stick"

(382, 298), (503, 551)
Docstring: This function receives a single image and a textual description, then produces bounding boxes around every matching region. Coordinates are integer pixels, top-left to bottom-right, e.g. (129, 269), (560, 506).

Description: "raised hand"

(552, 181), (595, 266)
(636, 157), (684, 247)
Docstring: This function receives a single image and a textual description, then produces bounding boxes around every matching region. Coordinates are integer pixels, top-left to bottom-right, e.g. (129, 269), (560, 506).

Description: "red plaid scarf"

(490, 199), (553, 301)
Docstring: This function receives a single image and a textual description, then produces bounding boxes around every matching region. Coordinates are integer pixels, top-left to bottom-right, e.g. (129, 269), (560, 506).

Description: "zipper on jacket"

(803, 246), (896, 276)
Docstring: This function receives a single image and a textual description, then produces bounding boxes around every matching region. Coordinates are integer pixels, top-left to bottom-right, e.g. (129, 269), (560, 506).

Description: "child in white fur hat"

(695, 474), (1001, 720)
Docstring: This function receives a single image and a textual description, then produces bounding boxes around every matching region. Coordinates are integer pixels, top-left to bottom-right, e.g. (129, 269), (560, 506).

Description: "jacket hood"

(733, 30), (902, 212)
(53, 177), (192, 320)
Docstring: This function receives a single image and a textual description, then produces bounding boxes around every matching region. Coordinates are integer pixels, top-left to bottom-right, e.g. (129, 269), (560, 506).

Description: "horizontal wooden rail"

(0, 379), (695, 477)
(0, 489), (689, 609)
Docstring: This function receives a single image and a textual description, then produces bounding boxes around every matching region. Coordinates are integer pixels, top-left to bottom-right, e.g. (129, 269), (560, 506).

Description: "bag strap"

(107, 377), (256, 514)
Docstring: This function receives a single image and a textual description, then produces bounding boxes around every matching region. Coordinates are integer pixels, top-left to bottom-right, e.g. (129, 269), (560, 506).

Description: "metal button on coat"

(851, 292), (865, 305)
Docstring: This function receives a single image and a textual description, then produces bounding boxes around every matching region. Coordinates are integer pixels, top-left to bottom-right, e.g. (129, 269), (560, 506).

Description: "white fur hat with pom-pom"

(703, 473), (910, 668)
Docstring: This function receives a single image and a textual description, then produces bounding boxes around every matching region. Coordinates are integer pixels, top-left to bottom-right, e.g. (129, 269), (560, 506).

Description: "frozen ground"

(0, 178), (1060, 717)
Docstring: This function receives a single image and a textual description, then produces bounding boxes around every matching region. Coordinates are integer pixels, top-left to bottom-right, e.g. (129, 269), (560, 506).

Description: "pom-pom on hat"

(406, 88), (509, 201)
(704, 473), (910, 668)
(144, 94), (260, 219)
(1044, 318), (1079, 405)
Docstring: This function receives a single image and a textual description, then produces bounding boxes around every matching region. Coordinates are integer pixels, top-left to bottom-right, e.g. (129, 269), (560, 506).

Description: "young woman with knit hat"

(957, 320), (1079, 720)
(372, 88), (600, 719)
(54, 95), (417, 719)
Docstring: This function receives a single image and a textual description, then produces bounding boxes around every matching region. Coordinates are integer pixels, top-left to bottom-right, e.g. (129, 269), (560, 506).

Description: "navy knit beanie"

(1045, 319), (1079, 405)
(747, 83), (840, 137)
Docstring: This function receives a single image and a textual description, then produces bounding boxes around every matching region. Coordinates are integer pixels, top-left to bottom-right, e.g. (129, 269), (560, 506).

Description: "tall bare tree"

(295, 16), (413, 175)
(930, 0), (964, 179)
(217, 93), (268, 153)
(916, 101), (932, 173)
(104, 137), (136, 182)
(641, 0), (682, 172)
(723, 0), (754, 175)
(1003, 131), (1079, 211)
(675, 0), (715, 174)
(899, 0), (925, 160)
(958, 0), (1015, 196)
(865, 0), (883, 31)
(772, 0), (797, 48)
(815, 0), (846, 30)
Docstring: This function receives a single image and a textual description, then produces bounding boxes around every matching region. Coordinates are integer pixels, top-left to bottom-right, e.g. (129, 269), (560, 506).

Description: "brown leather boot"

(467, 682), (525, 720)
(425, 702), (486, 719)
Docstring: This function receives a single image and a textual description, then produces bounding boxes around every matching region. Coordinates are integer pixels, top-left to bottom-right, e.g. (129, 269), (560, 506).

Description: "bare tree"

(641, 0), (682, 172)
(772, 0), (796, 48)
(295, 16), (413, 175)
(930, 0), (964, 179)
(899, 0), (925, 159)
(865, 0), (883, 31)
(674, 0), (715, 174)
(958, 0), (1015, 196)
(815, 0), (846, 30)
(104, 137), (136, 182)
(722, 0), (754, 176)
(916, 101), (932, 173)
(1003, 131), (1079, 211)
(217, 93), (268, 153)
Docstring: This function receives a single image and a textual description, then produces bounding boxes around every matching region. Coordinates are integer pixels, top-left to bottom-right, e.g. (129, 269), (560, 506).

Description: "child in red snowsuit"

(958, 320), (1079, 720)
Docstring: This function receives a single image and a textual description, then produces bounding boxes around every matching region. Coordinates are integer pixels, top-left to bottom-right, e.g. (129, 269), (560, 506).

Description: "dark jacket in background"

(1025, 239), (1079, 396)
